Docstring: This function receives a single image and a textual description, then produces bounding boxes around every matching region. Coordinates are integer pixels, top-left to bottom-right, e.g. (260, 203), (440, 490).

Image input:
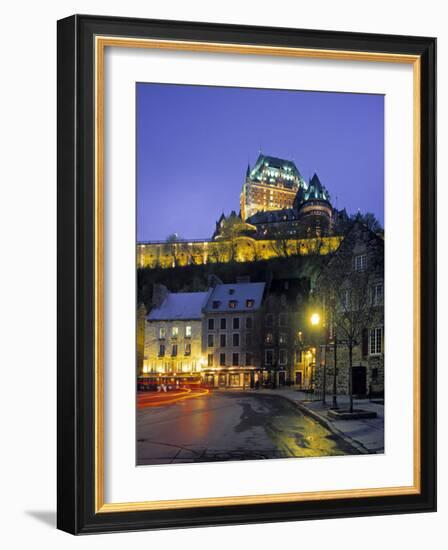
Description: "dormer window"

(229, 300), (237, 309)
(228, 288), (235, 295)
(246, 299), (254, 308)
(212, 300), (221, 309)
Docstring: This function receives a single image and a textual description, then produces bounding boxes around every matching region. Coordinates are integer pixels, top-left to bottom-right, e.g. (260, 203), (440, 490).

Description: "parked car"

(136, 377), (159, 391)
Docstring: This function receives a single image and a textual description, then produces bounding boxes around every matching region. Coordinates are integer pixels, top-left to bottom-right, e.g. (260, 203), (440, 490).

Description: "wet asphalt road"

(137, 391), (355, 465)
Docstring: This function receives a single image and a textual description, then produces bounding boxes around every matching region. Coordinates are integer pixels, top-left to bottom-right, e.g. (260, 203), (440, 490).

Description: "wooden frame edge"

(93, 35), (423, 515)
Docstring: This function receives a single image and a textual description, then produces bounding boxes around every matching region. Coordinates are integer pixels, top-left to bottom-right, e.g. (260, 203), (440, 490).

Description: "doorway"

(352, 366), (367, 395)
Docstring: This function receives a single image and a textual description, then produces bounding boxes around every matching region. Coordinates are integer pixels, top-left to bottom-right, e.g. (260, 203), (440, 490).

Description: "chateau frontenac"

(137, 153), (349, 269)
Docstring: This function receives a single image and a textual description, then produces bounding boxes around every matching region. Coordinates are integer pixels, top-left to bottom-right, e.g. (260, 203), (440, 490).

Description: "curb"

(255, 391), (372, 455)
(289, 399), (371, 455)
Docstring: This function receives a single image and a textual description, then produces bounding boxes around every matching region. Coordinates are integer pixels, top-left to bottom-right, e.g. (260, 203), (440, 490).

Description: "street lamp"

(310, 312), (321, 326)
(310, 311), (326, 404)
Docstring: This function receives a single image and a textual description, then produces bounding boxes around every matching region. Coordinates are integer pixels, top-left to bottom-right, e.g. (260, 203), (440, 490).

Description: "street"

(137, 391), (356, 465)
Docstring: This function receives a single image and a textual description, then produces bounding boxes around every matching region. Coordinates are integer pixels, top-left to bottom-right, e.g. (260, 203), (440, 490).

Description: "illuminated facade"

(240, 154), (305, 220)
(201, 281), (265, 388)
(142, 288), (208, 383)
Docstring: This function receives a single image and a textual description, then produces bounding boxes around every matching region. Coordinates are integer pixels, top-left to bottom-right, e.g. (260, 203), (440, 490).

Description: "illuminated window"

(265, 332), (273, 344)
(184, 343), (191, 356)
(158, 327), (166, 340)
(229, 300), (237, 309)
(172, 327), (179, 338)
(185, 325), (192, 338)
(246, 299), (254, 308)
(279, 333), (288, 344)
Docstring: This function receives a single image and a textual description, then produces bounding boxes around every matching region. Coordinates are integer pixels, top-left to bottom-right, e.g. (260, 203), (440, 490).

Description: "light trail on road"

(137, 388), (210, 409)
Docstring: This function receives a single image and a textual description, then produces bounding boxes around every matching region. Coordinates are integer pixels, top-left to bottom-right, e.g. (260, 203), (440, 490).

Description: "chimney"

(152, 284), (168, 308)
(207, 274), (223, 288)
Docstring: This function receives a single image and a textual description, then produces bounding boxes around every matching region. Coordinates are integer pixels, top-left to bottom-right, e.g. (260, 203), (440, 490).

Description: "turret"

(294, 173), (333, 237)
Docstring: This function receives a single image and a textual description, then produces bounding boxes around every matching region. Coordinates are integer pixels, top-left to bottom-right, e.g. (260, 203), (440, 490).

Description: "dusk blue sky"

(137, 83), (384, 242)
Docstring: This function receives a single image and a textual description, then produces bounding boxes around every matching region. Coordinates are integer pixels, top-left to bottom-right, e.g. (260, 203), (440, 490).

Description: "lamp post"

(310, 312), (326, 404)
(332, 328), (338, 409)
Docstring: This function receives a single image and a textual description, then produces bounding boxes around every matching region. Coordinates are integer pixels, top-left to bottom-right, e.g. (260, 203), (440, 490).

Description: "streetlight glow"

(310, 313), (321, 326)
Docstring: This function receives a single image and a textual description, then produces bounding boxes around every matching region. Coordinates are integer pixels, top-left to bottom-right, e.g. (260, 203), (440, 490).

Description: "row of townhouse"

(141, 277), (315, 389)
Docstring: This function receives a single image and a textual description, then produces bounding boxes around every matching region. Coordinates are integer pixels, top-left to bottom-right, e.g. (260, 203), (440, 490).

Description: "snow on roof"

(147, 291), (209, 321)
(203, 282), (265, 313)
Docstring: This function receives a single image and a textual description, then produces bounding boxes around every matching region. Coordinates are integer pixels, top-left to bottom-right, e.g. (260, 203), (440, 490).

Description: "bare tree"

(269, 232), (291, 258)
(315, 224), (383, 412)
(163, 233), (182, 267)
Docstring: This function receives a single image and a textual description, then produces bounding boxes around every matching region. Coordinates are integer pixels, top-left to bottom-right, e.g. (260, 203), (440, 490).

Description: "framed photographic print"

(57, 15), (436, 534)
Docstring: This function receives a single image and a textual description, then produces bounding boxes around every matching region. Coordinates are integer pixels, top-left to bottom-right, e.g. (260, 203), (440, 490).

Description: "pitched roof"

(248, 154), (304, 189)
(148, 291), (209, 321)
(247, 208), (298, 224)
(203, 282), (266, 313)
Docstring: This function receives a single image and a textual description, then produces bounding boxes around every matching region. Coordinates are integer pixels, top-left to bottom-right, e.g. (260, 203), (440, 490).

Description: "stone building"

(313, 222), (384, 397)
(142, 286), (208, 385)
(259, 278), (317, 388)
(240, 153), (305, 220)
(201, 280), (266, 388)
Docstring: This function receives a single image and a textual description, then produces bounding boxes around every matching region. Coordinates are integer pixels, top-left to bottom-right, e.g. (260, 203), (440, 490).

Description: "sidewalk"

(256, 388), (384, 454)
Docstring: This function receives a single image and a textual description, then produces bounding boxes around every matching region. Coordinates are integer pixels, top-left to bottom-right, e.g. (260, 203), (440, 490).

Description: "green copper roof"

(248, 153), (306, 189)
(294, 173), (331, 208)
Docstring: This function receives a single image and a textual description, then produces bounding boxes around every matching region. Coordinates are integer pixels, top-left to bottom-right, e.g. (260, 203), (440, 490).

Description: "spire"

(309, 173), (323, 191)
(246, 163), (251, 178)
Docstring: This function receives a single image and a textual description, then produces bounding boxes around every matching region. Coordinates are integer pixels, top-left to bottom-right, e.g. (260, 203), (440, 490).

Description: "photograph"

(135, 83), (385, 466)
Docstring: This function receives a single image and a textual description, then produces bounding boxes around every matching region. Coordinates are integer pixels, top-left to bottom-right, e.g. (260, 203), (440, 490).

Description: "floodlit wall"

(137, 236), (343, 269)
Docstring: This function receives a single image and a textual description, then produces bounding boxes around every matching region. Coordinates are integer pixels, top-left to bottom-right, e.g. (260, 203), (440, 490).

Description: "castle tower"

(294, 173), (333, 237)
(240, 154), (306, 220)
